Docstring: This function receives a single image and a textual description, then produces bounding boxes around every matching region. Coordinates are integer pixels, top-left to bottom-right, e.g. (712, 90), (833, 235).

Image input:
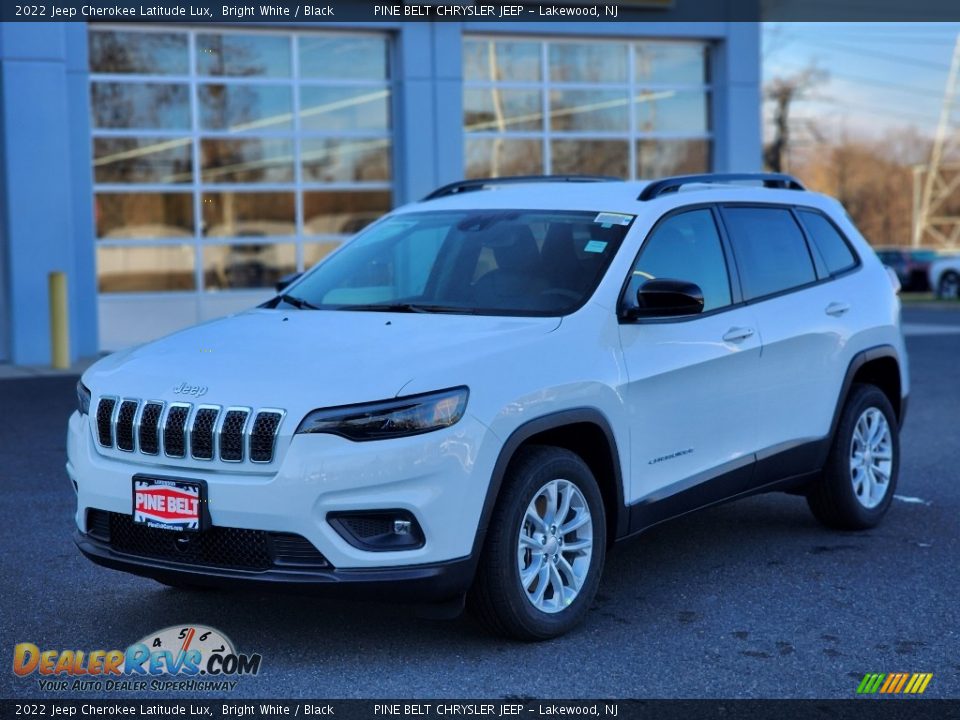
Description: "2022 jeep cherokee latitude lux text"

(70, 173), (909, 640)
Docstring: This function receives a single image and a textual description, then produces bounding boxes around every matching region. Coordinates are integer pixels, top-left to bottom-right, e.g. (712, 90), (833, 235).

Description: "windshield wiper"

(281, 294), (321, 310)
(341, 303), (474, 314)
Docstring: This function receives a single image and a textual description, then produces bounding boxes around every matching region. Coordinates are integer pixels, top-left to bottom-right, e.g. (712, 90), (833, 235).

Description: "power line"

(770, 59), (946, 99)
(783, 37), (949, 70)
(828, 70), (944, 98)
(816, 98), (937, 124)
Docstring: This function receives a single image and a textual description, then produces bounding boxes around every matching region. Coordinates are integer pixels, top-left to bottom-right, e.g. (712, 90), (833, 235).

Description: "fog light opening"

(328, 510), (425, 552)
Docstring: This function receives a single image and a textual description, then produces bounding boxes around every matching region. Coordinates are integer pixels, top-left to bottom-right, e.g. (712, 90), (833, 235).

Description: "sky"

(762, 22), (960, 147)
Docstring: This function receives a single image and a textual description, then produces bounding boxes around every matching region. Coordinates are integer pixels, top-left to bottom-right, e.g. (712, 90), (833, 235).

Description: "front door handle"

(826, 302), (851, 317)
(722, 327), (755, 342)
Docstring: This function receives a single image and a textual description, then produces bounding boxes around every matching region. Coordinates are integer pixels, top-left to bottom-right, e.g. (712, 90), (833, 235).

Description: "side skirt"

(623, 438), (828, 539)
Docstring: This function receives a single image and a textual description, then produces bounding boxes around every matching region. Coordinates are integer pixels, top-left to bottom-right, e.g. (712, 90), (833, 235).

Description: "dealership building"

(0, 13), (760, 364)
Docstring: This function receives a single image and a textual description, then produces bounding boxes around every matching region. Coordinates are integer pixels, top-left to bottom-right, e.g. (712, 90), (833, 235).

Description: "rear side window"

(797, 210), (858, 275)
(722, 207), (816, 300)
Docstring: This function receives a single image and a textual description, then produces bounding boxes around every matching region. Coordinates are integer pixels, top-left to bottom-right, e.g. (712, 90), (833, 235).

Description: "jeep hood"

(84, 309), (560, 412)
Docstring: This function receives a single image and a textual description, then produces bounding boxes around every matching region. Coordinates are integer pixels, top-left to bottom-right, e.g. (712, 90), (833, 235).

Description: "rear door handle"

(722, 327), (755, 342)
(825, 302), (851, 317)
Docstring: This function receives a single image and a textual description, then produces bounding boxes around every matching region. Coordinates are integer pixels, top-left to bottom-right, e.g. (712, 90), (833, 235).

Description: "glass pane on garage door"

(464, 36), (712, 180)
(89, 26), (394, 350)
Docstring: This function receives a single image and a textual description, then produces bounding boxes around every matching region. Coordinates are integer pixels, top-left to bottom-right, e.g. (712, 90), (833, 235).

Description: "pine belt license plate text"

(133, 477), (203, 532)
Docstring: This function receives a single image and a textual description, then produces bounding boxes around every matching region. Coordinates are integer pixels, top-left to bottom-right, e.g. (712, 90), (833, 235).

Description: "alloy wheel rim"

(850, 407), (893, 509)
(942, 275), (960, 299)
(517, 478), (593, 614)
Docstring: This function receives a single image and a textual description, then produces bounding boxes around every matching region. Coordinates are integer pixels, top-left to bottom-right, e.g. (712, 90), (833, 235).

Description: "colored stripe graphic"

(894, 673), (910, 693)
(880, 674), (897, 693)
(857, 672), (932, 694)
(857, 674), (885, 694)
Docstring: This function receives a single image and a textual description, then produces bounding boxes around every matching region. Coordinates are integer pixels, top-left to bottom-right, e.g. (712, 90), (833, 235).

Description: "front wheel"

(807, 384), (899, 530)
(469, 446), (606, 640)
(938, 271), (960, 300)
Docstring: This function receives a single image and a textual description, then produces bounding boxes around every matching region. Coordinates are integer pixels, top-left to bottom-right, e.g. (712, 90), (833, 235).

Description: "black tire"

(807, 384), (899, 530)
(938, 271), (960, 300)
(468, 445), (606, 641)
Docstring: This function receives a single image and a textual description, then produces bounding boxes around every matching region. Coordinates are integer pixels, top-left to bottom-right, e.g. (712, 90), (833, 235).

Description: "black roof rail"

(423, 175), (621, 201)
(637, 173), (805, 201)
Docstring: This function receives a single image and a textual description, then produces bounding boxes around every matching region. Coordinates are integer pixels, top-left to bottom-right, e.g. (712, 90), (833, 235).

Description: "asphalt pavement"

(1, 306), (958, 699)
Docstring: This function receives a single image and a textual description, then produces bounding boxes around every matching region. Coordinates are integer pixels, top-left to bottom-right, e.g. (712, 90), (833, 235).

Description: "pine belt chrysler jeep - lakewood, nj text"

(69, 173), (909, 639)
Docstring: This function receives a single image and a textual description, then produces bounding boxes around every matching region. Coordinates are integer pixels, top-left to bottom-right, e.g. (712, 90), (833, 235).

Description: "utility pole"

(915, 35), (960, 249)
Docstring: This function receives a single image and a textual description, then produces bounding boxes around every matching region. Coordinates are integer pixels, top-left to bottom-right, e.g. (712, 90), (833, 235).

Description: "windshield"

(279, 209), (633, 316)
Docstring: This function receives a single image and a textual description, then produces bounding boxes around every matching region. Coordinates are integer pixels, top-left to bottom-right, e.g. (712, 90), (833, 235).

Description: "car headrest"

(486, 223), (540, 272)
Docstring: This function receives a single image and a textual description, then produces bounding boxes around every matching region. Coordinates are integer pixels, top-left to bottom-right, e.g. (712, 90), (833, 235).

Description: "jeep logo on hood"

(172, 382), (208, 398)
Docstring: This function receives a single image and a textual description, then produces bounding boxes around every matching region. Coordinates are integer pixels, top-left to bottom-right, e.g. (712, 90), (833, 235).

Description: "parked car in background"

(874, 247), (939, 292)
(928, 254), (960, 300)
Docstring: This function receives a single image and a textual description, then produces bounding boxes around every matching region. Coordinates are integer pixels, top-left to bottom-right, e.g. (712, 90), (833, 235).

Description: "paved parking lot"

(1, 306), (957, 699)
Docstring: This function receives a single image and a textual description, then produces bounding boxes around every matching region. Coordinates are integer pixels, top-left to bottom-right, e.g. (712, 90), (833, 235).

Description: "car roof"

(398, 179), (836, 217)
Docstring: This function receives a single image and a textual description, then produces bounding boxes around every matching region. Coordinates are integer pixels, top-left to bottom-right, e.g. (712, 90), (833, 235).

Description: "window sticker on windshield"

(584, 240), (608, 253)
(593, 212), (633, 227)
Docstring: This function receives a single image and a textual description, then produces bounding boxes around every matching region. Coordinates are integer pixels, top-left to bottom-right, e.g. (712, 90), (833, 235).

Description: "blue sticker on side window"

(584, 240), (608, 253)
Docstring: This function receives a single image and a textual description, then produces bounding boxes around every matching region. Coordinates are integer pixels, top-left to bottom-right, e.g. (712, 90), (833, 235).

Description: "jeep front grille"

(94, 398), (284, 464)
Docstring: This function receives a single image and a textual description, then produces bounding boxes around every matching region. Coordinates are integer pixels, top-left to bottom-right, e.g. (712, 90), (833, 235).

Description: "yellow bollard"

(48, 271), (70, 370)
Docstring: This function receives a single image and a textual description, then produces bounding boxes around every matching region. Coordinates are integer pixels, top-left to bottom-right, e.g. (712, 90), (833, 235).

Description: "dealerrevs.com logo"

(13, 625), (262, 692)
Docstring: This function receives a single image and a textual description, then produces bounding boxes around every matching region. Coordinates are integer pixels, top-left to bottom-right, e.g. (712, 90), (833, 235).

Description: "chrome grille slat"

(219, 408), (250, 462)
(94, 396), (283, 463)
(190, 406), (220, 460)
(115, 400), (139, 452)
(250, 410), (284, 463)
(137, 402), (164, 455)
(96, 397), (117, 447)
(163, 404), (191, 458)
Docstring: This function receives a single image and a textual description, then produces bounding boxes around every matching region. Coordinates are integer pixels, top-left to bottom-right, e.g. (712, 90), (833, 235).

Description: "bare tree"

(764, 67), (827, 173)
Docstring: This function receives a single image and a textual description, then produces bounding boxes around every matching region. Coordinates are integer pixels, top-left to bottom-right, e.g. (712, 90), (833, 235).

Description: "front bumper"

(75, 530), (474, 601)
(68, 408), (500, 572)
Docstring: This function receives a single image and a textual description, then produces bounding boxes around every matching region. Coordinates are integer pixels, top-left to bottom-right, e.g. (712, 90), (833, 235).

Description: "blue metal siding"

(0, 23), (93, 365)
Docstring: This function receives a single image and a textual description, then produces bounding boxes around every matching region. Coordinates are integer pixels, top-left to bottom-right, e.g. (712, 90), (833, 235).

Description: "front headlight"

(295, 387), (469, 441)
(76, 381), (92, 416)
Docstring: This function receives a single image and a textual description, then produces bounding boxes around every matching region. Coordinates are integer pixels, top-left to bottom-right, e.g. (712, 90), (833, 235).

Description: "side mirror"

(275, 272), (302, 293)
(626, 278), (704, 319)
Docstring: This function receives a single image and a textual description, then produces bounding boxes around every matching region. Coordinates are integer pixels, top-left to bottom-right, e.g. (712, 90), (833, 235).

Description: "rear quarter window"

(721, 206), (817, 301)
(797, 210), (858, 275)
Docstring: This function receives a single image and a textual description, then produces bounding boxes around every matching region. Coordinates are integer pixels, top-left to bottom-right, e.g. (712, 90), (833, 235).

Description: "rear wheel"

(807, 384), (899, 530)
(938, 271), (960, 300)
(469, 446), (606, 640)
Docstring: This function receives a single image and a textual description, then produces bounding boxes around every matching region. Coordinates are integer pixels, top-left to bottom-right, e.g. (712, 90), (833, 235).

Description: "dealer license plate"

(132, 476), (204, 532)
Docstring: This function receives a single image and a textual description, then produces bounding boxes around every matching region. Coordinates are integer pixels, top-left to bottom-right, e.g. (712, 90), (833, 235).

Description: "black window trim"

(618, 201), (863, 323)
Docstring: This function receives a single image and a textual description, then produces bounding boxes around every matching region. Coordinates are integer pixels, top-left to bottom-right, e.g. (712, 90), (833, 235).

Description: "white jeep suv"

(70, 173), (909, 640)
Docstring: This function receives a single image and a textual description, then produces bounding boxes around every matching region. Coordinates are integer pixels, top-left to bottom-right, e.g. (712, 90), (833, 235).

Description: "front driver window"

(626, 208), (732, 313)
